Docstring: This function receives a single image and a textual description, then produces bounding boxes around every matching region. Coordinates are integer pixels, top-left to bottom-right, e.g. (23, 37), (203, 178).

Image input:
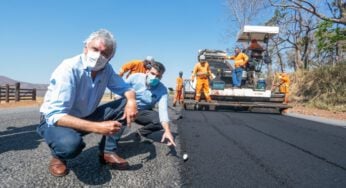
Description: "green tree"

(315, 20), (346, 64)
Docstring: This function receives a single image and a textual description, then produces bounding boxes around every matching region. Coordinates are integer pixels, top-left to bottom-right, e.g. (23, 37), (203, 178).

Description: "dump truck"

(183, 25), (291, 113)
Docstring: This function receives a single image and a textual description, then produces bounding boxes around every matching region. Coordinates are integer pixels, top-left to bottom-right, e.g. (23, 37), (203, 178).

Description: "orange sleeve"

(180, 78), (184, 90)
(238, 53), (249, 67)
(228, 55), (235, 60)
(119, 61), (136, 76)
(282, 75), (290, 84)
(207, 63), (212, 76)
(119, 60), (145, 77)
(243, 53), (249, 63)
(192, 63), (199, 79)
(176, 78), (183, 90)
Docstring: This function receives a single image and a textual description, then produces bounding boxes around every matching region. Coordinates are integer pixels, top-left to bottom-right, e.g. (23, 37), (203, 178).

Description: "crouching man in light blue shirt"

(123, 61), (176, 147)
(37, 29), (137, 177)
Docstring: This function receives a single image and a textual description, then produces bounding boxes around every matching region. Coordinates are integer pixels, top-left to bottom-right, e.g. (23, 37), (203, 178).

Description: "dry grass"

(0, 94), (118, 109)
(0, 97), (44, 109)
(288, 102), (346, 121)
(290, 63), (346, 112)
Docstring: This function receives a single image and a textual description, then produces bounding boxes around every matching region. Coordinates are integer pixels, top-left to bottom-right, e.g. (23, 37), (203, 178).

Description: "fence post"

(15, 82), (20, 102)
(5, 84), (9, 103)
(32, 88), (36, 101)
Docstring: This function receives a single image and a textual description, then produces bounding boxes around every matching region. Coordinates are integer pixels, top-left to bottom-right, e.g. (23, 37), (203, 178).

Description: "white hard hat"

(199, 55), (206, 61)
(145, 56), (155, 63)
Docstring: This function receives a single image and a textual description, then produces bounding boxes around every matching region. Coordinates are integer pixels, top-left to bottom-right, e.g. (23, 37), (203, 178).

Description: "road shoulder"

(284, 112), (346, 127)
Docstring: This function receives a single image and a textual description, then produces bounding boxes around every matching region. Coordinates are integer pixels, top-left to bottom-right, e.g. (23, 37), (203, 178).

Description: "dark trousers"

(36, 99), (126, 160)
(135, 110), (163, 136)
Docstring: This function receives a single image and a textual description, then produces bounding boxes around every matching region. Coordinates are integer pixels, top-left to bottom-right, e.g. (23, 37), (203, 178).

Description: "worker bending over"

(119, 56), (154, 78)
(173, 71), (184, 107)
(191, 55), (212, 102)
(278, 72), (290, 104)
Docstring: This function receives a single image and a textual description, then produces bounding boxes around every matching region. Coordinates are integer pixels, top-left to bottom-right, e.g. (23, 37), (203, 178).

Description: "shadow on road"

(69, 133), (158, 185)
(0, 124), (41, 154)
(120, 132), (158, 162)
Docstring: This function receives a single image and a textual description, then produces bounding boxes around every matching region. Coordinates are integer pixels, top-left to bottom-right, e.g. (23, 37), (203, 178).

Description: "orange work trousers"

(195, 78), (211, 102)
(280, 84), (290, 104)
(173, 90), (183, 105)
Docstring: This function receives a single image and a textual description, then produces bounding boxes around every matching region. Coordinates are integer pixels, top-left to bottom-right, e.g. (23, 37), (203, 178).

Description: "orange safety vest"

(192, 62), (212, 79)
(279, 73), (290, 93)
(228, 53), (249, 68)
(176, 77), (183, 91)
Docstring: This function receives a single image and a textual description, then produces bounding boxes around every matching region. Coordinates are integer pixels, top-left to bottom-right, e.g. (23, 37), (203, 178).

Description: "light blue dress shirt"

(126, 73), (169, 123)
(40, 54), (131, 126)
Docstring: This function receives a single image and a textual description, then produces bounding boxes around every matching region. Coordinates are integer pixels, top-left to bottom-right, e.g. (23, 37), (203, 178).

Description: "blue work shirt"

(126, 73), (169, 123)
(40, 54), (131, 126)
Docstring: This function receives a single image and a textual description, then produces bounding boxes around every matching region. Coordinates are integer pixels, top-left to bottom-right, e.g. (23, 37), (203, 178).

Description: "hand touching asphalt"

(161, 130), (176, 147)
(121, 99), (138, 127)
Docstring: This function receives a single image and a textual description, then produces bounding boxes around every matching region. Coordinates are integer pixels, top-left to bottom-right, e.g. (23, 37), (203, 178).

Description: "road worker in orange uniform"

(119, 56), (154, 78)
(225, 47), (249, 88)
(173, 71), (184, 107)
(278, 72), (290, 104)
(191, 55), (212, 102)
(248, 39), (264, 51)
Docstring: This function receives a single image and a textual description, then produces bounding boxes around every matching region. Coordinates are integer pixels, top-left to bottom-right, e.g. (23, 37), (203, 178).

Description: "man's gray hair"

(84, 29), (116, 58)
(151, 61), (166, 75)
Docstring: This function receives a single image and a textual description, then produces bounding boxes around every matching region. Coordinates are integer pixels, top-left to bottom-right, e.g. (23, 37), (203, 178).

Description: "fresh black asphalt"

(178, 109), (346, 187)
(1, 106), (346, 187)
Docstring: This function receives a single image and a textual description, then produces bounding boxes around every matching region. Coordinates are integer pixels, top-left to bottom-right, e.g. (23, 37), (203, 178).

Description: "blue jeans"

(232, 67), (243, 87)
(36, 98), (127, 160)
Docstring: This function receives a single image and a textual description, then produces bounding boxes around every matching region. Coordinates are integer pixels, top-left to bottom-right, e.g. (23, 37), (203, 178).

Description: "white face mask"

(85, 51), (109, 71)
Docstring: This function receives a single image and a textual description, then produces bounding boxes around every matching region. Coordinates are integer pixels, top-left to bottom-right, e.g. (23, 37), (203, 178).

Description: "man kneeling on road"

(113, 61), (176, 147)
(37, 29), (137, 177)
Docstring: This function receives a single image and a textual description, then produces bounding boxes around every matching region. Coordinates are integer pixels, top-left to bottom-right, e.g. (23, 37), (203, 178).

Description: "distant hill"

(0, 75), (48, 97)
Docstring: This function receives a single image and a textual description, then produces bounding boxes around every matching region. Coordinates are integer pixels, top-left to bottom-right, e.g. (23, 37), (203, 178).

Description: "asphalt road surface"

(1, 106), (346, 187)
(178, 109), (346, 187)
(0, 107), (183, 187)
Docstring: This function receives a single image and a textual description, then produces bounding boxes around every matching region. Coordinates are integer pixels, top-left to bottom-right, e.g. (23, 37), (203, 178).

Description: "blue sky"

(0, 0), (272, 88)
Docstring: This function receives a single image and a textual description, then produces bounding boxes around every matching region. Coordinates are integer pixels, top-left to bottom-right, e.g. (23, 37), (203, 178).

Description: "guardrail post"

(0, 87), (2, 102)
(5, 84), (9, 103)
(15, 82), (20, 102)
(32, 88), (36, 101)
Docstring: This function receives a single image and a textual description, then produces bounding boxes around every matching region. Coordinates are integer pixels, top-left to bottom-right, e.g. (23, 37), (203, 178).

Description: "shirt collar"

(81, 53), (89, 70)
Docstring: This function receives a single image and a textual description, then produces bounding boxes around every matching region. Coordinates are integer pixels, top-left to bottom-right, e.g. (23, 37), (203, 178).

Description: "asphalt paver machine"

(183, 25), (291, 113)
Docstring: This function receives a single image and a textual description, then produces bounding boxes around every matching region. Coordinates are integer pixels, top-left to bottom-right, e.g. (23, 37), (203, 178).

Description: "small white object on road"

(183, 153), (189, 161)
